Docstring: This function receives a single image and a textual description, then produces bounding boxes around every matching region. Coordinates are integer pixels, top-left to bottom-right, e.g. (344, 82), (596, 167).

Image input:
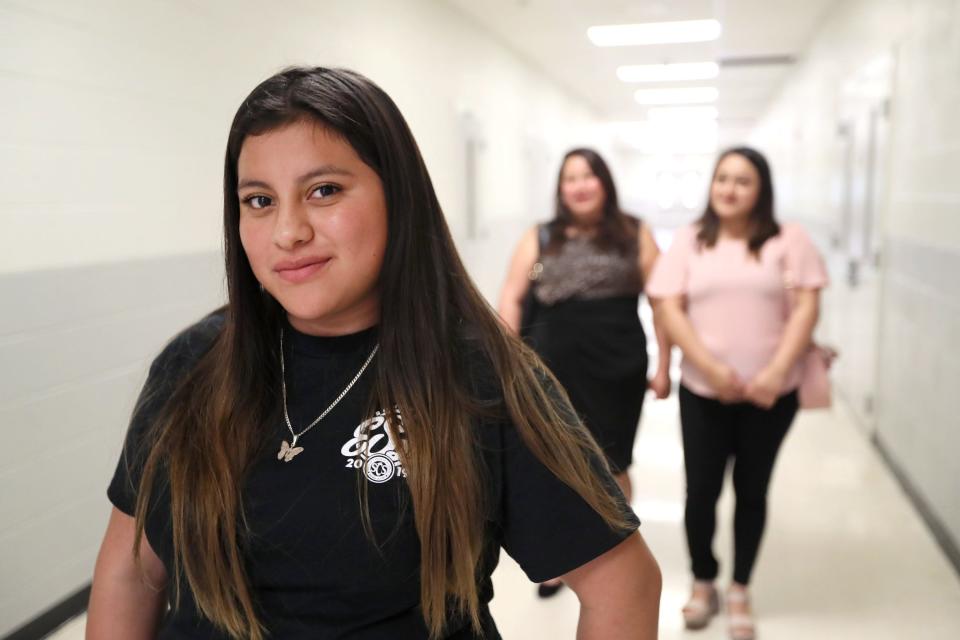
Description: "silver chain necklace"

(277, 328), (379, 462)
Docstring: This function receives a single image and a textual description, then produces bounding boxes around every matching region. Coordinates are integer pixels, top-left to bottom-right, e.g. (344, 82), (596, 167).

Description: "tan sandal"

(682, 580), (719, 630)
(726, 588), (756, 640)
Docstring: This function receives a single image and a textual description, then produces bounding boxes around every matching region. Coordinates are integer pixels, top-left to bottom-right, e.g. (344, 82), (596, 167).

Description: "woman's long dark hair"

(548, 147), (637, 254)
(131, 67), (632, 640)
(697, 146), (779, 255)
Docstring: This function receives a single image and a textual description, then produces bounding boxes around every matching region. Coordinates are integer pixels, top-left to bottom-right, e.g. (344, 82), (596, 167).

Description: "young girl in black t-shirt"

(86, 67), (661, 640)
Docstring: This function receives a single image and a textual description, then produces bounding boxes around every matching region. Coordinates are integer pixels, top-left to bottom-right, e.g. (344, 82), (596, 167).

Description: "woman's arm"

(497, 227), (539, 334)
(87, 507), (168, 640)
(744, 288), (820, 408)
(638, 223), (670, 399)
(657, 295), (743, 402)
(563, 532), (662, 639)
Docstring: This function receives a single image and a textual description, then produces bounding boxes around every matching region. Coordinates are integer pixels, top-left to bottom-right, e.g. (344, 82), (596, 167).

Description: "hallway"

(3, 0), (960, 638)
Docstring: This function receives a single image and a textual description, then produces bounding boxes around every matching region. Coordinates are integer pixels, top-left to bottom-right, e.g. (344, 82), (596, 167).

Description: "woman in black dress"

(499, 148), (671, 596)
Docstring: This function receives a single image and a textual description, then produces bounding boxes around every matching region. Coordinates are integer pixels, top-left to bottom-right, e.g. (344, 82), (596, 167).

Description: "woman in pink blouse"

(647, 147), (828, 640)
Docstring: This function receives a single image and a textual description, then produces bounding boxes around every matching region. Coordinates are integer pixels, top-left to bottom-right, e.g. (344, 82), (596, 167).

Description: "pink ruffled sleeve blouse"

(646, 222), (829, 398)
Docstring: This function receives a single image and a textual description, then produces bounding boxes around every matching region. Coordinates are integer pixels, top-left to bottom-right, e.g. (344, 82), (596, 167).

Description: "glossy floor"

(51, 395), (960, 639)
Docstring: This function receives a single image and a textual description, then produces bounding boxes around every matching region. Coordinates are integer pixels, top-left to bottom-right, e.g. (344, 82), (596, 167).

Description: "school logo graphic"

(340, 408), (407, 483)
(364, 454), (395, 483)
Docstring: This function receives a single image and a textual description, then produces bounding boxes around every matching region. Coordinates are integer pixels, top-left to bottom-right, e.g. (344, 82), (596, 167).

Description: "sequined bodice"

(534, 234), (642, 305)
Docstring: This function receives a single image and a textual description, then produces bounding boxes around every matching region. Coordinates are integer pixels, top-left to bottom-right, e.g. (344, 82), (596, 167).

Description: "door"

(831, 54), (893, 435)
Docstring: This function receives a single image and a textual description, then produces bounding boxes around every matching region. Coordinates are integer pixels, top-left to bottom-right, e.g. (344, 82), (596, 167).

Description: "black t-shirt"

(108, 311), (639, 639)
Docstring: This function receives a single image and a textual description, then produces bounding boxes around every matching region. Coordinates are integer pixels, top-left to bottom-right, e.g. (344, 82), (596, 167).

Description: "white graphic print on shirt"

(340, 409), (407, 483)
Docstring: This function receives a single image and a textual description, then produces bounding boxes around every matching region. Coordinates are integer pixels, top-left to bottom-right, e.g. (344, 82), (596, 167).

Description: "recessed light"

(588, 19), (722, 47)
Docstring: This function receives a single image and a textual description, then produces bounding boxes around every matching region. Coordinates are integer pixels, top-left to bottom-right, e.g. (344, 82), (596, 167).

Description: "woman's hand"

(706, 362), (744, 403)
(649, 366), (671, 400)
(744, 365), (787, 409)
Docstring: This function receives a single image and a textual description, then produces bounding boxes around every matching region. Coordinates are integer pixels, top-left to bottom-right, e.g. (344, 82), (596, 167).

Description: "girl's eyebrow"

(237, 165), (354, 191)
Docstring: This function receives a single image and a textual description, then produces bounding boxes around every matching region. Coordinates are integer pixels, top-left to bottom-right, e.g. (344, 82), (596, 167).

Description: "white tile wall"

(750, 0), (960, 554)
(0, 0), (598, 276)
(0, 252), (223, 637)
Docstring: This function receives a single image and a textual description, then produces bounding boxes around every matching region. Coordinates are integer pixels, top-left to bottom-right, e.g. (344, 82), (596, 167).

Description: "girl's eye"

(244, 195), (273, 210)
(311, 184), (340, 199)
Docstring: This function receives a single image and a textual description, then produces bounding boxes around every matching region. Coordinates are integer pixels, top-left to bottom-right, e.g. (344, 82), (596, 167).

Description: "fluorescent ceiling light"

(635, 87), (718, 105)
(617, 62), (719, 83)
(588, 19), (721, 47)
(647, 106), (719, 120)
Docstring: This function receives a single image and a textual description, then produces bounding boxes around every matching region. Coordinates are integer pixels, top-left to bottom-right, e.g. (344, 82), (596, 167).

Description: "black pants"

(679, 384), (798, 585)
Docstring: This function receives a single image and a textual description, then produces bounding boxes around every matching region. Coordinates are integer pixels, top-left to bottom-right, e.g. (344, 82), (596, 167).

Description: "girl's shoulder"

(149, 308), (226, 383)
(774, 221), (819, 253)
(777, 221), (812, 241)
(670, 222), (701, 248)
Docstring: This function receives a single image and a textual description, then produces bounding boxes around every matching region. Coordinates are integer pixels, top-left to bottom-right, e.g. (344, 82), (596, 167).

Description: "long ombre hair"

(131, 67), (632, 639)
(697, 146), (780, 256)
(548, 147), (637, 255)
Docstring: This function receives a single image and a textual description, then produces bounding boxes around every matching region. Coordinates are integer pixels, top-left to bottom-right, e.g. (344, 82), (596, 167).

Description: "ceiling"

(444, 0), (837, 132)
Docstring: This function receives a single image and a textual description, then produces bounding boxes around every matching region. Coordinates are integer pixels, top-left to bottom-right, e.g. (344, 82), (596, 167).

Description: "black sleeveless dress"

(527, 227), (648, 472)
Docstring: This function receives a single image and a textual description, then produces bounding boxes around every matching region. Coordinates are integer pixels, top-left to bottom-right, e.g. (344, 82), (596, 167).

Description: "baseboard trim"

(872, 432), (960, 582)
(2, 584), (90, 640)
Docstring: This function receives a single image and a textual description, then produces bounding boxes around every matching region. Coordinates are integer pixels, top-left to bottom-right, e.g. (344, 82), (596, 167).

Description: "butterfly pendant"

(277, 439), (304, 462)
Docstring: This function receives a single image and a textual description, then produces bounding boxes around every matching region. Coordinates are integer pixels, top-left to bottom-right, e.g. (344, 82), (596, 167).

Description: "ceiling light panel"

(617, 62), (719, 83)
(634, 87), (719, 105)
(588, 19), (722, 47)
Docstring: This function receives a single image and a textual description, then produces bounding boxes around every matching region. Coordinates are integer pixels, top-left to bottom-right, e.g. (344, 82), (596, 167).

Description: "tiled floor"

(49, 395), (960, 639)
